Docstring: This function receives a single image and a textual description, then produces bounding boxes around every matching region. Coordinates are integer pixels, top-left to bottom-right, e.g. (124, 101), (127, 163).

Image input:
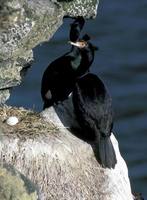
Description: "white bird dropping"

(6, 116), (19, 126)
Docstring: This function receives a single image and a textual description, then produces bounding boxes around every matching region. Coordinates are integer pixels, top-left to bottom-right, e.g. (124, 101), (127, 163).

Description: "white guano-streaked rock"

(40, 98), (134, 200)
(0, 101), (133, 199)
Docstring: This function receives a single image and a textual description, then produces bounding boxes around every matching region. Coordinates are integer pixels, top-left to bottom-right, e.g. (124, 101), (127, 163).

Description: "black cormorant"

(72, 73), (117, 168)
(41, 38), (98, 109)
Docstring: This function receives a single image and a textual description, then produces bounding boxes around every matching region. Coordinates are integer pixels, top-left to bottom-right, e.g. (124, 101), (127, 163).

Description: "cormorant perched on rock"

(72, 73), (117, 168)
(41, 39), (97, 109)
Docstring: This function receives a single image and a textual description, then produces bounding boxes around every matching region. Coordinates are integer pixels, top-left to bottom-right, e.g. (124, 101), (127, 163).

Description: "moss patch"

(0, 166), (38, 200)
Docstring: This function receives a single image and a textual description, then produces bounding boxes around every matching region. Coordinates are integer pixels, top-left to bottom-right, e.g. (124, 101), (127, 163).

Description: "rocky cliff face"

(0, 2), (135, 199)
(0, 0), (99, 104)
(0, 105), (133, 200)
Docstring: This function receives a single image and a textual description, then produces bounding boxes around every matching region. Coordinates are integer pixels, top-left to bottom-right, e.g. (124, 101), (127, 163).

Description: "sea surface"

(8, 0), (147, 198)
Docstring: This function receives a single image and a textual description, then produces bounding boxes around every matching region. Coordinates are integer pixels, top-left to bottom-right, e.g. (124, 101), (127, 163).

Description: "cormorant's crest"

(82, 34), (91, 41)
(82, 34), (99, 51)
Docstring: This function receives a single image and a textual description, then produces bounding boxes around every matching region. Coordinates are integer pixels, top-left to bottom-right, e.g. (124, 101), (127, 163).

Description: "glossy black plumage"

(41, 15), (98, 109)
(41, 46), (80, 108)
(41, 40), (97, 109)
(74, 40), (97, 77)
(69, 16), (85, 42)
(72, 73), (117, 168)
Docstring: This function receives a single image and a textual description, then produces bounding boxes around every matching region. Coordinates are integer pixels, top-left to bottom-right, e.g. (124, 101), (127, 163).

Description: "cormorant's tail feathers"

(96, 136), (117, 169)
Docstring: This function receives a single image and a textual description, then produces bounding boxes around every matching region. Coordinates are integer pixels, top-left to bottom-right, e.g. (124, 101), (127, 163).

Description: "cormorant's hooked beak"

(68, 40), (87, 48)
(69, 40), (99, 51)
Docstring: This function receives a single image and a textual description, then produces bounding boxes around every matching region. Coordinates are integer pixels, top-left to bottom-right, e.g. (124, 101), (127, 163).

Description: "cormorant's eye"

(81, 42), (86, 47)
(80, 41), (87, 48)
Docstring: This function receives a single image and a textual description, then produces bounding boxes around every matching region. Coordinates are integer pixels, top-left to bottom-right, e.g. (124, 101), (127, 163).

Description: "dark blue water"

(8, 0), (147, 198)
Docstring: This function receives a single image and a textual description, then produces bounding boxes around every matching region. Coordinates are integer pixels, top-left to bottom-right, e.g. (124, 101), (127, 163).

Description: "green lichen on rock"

(0, 50), (33, 89)
(59, 0), (99, 18)
(0, 0), (64, 103)
(0, 165), (38, 200)
(0, 0), (63, 60)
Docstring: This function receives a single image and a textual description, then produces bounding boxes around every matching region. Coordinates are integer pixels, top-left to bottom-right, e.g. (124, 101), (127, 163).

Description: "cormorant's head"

(69, 39), (98, 52)
(82, 34), (99, 52)
(69, 33), (98, 51)
(69, 40), (88, 49)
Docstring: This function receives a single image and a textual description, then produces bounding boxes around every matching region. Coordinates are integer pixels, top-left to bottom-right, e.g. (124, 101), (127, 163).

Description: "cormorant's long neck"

(68, 47), (82, 71)
(76, 48), (94, 76)
(70, 46), (80, 57)
(82, 48), (94, 66)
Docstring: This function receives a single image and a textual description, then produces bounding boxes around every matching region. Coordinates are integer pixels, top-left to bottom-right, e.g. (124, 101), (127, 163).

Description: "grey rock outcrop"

(0, 105), (133, 200)
(0, 0), (99, 104)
